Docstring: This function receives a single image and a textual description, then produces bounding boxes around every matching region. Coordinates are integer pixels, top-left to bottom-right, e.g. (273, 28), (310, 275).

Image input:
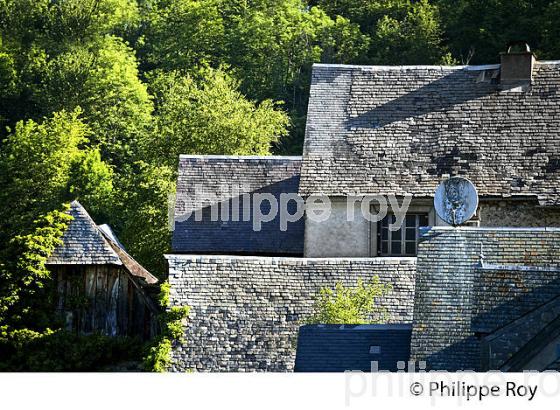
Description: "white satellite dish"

(434, 177), (479, 226)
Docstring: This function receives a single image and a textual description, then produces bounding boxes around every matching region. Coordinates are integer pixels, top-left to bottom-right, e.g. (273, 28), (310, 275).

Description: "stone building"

(168, 48), (560, 371)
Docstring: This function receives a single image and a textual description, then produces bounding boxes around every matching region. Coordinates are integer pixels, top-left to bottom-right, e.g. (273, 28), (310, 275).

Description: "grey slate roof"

(294, 324), (412, 372)
(48, 201), (121, 265)
(300, 62), (560, 205)
(483, 294), (560, 371)
(47, 201), (158, 285)
(172, 155), (304, 254)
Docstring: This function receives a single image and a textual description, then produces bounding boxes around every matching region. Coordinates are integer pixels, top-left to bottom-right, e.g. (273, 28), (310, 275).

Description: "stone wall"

(411, 227), (560, 371)
(167, 255), (416, 372)
(304, 200), (370, 257)
(303, 197), (560, 258)
(479, 201), (560, 227)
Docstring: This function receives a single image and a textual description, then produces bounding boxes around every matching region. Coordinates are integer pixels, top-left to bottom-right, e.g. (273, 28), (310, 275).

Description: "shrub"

(0, 327), (143, 371)
(306, 276), (392, 324)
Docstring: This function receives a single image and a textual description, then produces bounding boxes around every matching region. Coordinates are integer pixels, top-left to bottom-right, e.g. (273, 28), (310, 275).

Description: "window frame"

(377, 213), (429, 257)
(369, 203), (435, 257)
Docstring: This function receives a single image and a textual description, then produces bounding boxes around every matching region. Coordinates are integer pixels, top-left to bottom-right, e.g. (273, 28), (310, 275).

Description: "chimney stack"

(500, 42), (535, 90)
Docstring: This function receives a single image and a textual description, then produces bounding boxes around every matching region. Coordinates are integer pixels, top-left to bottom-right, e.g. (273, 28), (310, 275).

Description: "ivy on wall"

(143, 281), (190, 372)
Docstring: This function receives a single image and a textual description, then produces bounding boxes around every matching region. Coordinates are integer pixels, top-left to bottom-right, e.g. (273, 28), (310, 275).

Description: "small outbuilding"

(46, 201), (160, 340)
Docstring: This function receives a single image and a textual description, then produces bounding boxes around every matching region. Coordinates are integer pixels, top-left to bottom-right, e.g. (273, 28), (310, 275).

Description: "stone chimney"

(500, 42), (536, 91)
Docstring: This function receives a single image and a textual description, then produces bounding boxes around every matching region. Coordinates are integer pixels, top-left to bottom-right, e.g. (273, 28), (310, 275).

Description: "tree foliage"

(314, 0), (453, 64)
(434, 0), (560, 63)
(307, 276), (393, 324)
(112, 161), (175, 275)
(36, 36), (153, 165)
(0, 109), (113, 236)
(1, 0), (560, 370)
(0, 207), (72, 329)
(145, 68), (289, 163)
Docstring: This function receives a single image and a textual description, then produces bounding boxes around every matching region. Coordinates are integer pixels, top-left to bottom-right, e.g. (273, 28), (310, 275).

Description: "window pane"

(392, 228), (402, 240)
(405, 228), (416, 240)
(419, 214), (429, 226)
(381, 241), (388, 254)
(381, 227), (388, 240)
(405, 214), (416, 227)
(405, 242), (416, 255)
(391, 241), (401, 254)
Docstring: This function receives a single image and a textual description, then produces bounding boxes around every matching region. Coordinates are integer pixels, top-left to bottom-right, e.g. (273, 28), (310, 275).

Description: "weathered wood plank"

(50, 263), (156, 340)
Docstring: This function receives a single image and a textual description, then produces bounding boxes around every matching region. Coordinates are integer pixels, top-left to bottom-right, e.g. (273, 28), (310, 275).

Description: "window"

(377, 214), (429, 256)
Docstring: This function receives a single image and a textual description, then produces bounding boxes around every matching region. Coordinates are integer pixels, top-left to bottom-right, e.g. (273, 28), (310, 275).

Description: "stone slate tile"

(300, 63), (560, 206)
(173, 156), (304, 255)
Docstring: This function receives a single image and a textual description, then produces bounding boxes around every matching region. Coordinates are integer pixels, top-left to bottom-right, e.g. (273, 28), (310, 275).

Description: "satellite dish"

(434, 177), (479, 226)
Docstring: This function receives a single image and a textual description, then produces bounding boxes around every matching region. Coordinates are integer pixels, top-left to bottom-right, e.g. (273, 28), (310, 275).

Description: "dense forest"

(1, 0), (560, 370)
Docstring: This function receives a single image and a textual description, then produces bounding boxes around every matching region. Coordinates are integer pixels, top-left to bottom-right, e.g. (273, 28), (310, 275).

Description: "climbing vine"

(0, 205), (72, 329)
(143, 281), (190, 372)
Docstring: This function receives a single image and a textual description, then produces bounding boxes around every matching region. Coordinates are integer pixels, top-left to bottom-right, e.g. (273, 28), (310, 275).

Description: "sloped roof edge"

(47, 201), (158, 285)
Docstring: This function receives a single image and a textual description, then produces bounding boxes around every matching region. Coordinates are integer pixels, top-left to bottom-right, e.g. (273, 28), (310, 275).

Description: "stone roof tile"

(300, 62), (560, 205)
(173, 155), (304, 254)
(47, 200), (121, 265)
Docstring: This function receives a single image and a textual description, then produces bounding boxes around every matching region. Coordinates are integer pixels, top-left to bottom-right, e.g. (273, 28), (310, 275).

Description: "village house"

(167, 45), (560, 372)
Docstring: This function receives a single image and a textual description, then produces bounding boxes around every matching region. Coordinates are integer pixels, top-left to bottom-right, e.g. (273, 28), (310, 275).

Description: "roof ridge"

(313, 61), (560, 70)
(179, 154), (302, 160)
(100, 229), (159, 285)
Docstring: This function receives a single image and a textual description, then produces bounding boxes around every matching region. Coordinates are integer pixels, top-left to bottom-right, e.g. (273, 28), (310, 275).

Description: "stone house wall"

(304, 198), (560, 258)
(479, 201), (560, 227)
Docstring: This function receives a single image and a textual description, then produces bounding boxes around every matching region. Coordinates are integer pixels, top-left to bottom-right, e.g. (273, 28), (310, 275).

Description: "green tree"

(0, 0), (139, 48)
(0, 109), (113, 238)
(434, 0), (558, 63)
(112, 161), (175, 277)
(144, 68), (289, 165)
(313, 0), (452, 64)
(541, 0), (560, 59)
(307, 276), (393, 324)
(37, 36), (153, 165)
(139, 0), (369, 153)
(139, 0), (225, 70)
(0, 0), (142, 132)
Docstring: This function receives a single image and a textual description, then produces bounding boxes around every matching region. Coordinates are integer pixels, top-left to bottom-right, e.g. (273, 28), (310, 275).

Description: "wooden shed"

(47, 201), (160, 340)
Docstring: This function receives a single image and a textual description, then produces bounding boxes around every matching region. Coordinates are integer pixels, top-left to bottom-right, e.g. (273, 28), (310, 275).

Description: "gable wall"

(51, 264), (157, 340)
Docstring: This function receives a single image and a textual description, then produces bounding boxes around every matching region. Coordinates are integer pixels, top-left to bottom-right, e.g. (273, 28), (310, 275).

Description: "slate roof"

(47, 201), (158, 285)
(173, 155), (304, 255)
(300, 62), (560, 205)
(48, 201), (121, 265)
(294, 324), (412, 372)
(482, 293), (560, 370)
